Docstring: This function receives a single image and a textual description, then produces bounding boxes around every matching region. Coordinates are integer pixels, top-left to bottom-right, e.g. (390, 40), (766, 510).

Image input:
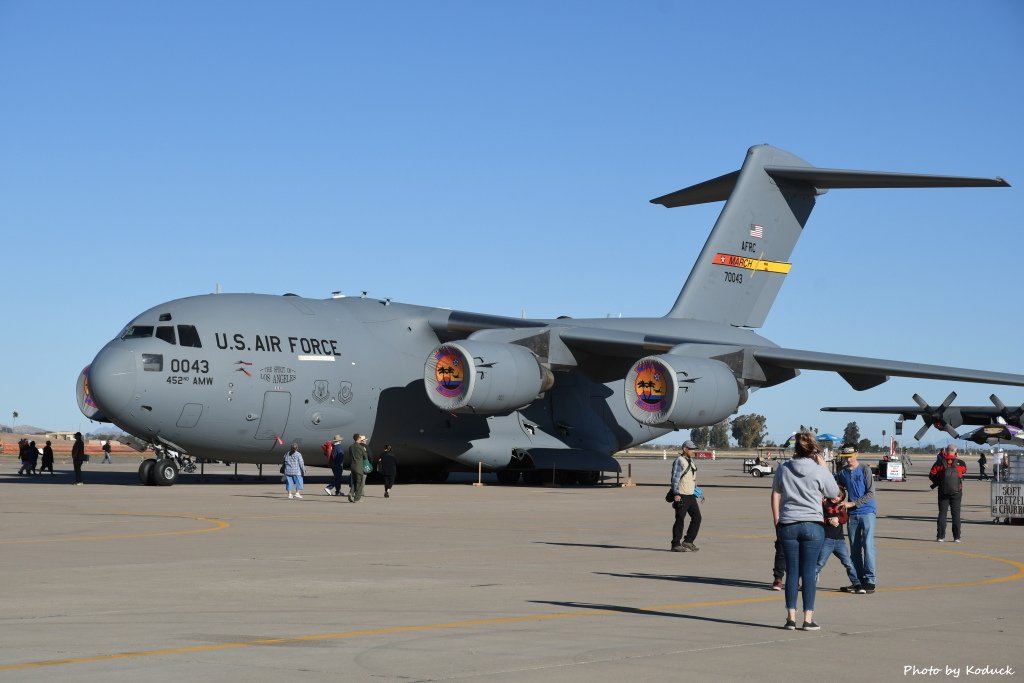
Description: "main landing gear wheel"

(152, 459), (179, 486)
(138, 459), (156, 485)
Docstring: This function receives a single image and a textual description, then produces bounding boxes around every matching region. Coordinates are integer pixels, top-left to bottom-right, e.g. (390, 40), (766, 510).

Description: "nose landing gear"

(138, 446), (191, 486)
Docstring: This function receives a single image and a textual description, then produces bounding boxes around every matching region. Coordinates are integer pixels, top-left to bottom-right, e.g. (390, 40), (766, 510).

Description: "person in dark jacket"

(324, 435), (345, 496)
(346, 434), (368, 502)
(71, 432), (86, 485)
(377, 444), (398, 498)
(28, 441), (39, 474)
(929, 445), (967, 542)
(17, 439), (31, 475)
(40, 440), (54, 475)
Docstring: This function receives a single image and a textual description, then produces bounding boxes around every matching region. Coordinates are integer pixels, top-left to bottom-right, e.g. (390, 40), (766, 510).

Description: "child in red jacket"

(816, 488), (862, 593)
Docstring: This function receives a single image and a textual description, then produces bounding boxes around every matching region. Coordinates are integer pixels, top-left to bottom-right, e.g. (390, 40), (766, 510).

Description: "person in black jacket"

(40, 440), (54, 475)
(929, 445), (966, 542)
(71, 432), (86, 485)
(377, 444), (398, 498)
(17, 439), (30, 475)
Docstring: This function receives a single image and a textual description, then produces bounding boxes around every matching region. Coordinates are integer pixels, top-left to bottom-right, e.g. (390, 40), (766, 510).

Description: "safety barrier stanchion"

(622, 463), (635, 487)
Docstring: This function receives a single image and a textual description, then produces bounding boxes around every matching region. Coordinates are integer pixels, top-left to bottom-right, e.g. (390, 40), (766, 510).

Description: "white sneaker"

(288, 493), (294, 499)
(295, 492), (302, 499)
(323, 485), (332, 495)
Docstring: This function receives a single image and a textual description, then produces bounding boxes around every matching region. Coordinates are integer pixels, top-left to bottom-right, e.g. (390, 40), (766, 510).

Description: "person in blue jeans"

(816, 488), (860, 591)
(836, 446), (877, 593)
(771, 431), (840, 631)
(282, 443), (305, 499)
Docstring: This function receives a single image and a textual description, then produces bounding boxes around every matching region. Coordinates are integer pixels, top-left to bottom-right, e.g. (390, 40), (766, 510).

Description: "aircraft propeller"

(988, 394), (1024, 428)
(912, 392), (960, 440)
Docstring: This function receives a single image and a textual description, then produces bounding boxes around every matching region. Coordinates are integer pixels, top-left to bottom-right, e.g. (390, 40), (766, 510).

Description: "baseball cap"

(682, 440), (697, 450)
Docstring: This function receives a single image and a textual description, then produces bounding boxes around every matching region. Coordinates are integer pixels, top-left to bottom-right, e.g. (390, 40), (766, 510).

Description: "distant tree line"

(679, 416), (969, 452)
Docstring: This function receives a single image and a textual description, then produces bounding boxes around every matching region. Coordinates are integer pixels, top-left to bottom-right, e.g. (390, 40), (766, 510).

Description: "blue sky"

(2, 1), (1022, 448)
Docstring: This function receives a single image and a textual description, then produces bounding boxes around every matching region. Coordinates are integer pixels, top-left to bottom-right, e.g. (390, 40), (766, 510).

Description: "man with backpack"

(669, 440), (702, 552)
(929, 445), (967, 543)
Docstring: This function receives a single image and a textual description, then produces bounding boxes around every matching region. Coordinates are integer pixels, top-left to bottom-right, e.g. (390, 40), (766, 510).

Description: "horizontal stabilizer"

(650, 171), (739, 208)
(764, 166), (1010, 190)
(652, 163), (1009, 209)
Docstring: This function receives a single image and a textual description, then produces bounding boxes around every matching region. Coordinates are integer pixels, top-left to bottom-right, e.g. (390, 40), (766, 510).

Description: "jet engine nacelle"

(625, 355), (741, 429)
(424, 341), (554, 414)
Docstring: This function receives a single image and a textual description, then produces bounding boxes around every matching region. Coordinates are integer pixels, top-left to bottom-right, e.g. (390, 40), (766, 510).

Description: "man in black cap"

(669, 440), (702, 551)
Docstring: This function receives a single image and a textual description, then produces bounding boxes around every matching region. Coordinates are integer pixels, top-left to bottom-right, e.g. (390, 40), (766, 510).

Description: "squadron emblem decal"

(312, 380), (329, 402)
(632, 360), (667, 413)
(433, 347), (466, 398)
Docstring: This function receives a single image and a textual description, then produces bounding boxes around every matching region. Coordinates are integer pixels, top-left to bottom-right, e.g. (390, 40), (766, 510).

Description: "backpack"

(940, 460), (962, 496)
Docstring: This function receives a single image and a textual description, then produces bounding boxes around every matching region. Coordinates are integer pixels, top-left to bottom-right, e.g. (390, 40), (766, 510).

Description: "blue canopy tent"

(816, 433), (844, 443)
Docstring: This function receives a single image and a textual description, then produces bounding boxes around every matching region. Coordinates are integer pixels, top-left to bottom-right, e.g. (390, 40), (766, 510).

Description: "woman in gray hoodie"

(771, 431), (839, 631)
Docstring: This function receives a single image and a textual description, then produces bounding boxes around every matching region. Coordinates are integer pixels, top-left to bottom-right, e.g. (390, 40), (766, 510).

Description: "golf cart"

(743, 448), (782, 477)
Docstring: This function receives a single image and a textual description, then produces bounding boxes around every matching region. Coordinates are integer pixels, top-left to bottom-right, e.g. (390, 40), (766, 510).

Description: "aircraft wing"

(748, 347), (1024, 390)
(436, 312), (1024, 390)
(556, 327), (1024, 390)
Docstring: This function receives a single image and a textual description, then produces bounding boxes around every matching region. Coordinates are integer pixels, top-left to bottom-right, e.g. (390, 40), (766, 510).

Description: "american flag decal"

(749, 224), (764, 239)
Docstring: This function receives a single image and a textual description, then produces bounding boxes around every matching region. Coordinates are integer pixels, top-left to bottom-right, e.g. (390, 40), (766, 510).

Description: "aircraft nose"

(86, 344), (137, 417)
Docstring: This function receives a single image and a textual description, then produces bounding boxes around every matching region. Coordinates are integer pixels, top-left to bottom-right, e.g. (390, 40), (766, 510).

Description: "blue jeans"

(847, 513), (876, 585)
(284, 474), (304, 491)
(815, 537), (859, 586)
(777, 521), (825, 611)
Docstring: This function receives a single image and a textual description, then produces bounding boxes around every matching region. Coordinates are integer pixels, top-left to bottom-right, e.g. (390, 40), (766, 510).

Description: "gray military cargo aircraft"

(77, 144), (1020, 486)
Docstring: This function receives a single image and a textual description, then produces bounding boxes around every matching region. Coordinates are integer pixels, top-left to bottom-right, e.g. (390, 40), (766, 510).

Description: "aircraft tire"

(152, 459), (179, 486)
(496, 469), (521, 485)
(578, 470), (600, 486)
(138, 459), (156, 485)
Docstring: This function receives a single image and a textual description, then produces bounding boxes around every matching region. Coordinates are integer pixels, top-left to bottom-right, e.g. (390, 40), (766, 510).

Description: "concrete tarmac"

(1, 456), (1021, 682)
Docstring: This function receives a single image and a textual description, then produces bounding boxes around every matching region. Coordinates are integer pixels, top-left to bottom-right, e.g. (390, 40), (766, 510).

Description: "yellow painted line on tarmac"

(2, 546), (1021, 671)
(0, 512), (229, 544)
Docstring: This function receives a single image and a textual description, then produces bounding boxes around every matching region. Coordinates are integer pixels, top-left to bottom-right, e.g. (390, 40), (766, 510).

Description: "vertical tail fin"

(653, 144), (1008, 328)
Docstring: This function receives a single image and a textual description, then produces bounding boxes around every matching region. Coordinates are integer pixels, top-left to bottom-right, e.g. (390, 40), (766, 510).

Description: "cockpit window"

(142, 354), (163, 372)
(177, 325), (202, 348)
(156, 326), (176, 345)
(159, 313), (172, 321)
(121, 325), (154, 340)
